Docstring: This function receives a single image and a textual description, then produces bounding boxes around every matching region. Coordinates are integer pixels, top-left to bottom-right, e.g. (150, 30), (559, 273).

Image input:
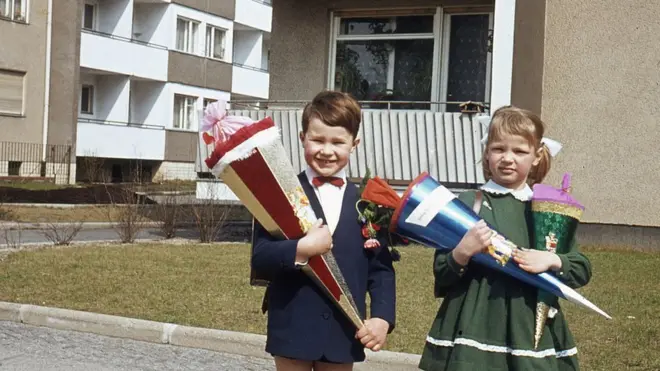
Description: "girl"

(418, 106), (591, 371)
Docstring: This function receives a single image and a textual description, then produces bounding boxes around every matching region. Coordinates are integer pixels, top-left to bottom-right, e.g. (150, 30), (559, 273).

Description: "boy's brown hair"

(302, 91), (361, 138)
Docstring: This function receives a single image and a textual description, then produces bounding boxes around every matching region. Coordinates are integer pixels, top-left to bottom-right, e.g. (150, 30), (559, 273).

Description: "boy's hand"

(295, 219), (332, 263)
(452, 220), (491, 266)
(512, 248), (562, 273)
(355, 318), (390, 351)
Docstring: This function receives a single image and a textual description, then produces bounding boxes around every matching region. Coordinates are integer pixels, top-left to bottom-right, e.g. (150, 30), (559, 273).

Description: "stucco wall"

(542, 1), (660, 227)
(269, 0), (494, 101)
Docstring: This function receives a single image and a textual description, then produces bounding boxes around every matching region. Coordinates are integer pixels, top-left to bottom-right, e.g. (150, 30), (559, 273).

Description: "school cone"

(361, 172), (611, 320)
(531, 173), (585, 348)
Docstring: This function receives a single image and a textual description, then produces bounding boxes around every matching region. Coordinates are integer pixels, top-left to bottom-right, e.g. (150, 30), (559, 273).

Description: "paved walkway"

(0, 321), (275, 371)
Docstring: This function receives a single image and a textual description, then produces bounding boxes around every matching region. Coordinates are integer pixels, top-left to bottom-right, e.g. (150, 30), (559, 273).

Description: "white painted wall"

(233, 30), (263, 67)
(489, 0), (516, 112)
(164, 83), (231, 131)
(76, 121), (166, 160)
(231, 65), (269, 99)
(167, 3), (234, 62)
(234, 0), (272, 32)
(130, 80), (167, 126)
(96, 75), (130, 123)
(97, 0), (133, 38)
(132, 3), (169, 46)
(80, 32), (168, 81)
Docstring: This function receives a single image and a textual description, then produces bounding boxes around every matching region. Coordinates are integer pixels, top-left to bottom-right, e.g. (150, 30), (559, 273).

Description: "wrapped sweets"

(200, 101), (363, 329)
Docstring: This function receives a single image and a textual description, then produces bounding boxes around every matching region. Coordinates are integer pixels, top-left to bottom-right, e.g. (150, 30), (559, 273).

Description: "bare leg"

(313, 361), (353, 371)
(274, 356), (314, 371)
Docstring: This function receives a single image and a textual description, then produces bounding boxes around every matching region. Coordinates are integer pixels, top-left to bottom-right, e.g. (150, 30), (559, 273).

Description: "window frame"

(0, 0), (28, 23)
(205, 25), (227, 61)
(0, 69), (25, 116)
(176, 16), (199, 54)
(173, 94), (198, 130)
(327, 8), (493, 111)
(80, 84), (95, 115)
(82, 2), (97, 30)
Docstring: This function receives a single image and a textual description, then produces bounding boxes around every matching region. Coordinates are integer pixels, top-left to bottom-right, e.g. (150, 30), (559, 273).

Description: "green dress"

(418, 190), (592, 371)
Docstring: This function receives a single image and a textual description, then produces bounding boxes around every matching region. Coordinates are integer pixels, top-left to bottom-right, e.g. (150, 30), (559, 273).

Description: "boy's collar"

(480, 180), (533, 201)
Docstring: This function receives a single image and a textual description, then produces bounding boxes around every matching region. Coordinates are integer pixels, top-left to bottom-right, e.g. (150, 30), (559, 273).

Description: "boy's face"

(300, 117), (360, 177)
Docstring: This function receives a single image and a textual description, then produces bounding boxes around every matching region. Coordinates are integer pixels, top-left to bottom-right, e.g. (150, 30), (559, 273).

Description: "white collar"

(480, 180), (533, 202)
(304, 167), (347, 187)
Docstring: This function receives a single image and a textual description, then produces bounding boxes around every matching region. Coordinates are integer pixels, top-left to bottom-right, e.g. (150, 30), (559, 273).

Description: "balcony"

(197, 102), (488, 187)
(80, 30), (168, 81)
(231, 64), (270, 99)
(234, 0), (272, 32)
(76, 119), (166, 160)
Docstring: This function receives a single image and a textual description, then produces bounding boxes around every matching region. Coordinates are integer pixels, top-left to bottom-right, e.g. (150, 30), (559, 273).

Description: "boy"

(252, 91), (396, 371)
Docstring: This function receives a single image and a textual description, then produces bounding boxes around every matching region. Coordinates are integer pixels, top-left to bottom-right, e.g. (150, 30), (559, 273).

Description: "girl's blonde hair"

(482, 105), (551, 185)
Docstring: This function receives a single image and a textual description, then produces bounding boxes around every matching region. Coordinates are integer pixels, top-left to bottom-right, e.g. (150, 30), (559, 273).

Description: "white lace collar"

(480, 180), (533, 202)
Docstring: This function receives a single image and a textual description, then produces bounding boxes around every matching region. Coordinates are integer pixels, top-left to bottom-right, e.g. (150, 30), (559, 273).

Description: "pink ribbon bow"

(201, 101), (254, 145)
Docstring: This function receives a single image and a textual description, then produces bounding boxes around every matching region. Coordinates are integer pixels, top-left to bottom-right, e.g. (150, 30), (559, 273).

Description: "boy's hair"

(302, 91), (361, 138)
(482, 105), (551, 185)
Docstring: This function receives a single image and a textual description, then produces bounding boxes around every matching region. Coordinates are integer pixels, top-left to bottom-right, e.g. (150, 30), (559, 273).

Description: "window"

(80, 85), (94, 114)
(0, 0), (27, 22)
(330, 11), (492, 110)
(203, 98), (217, 110)
(205, 26), (226, 60)
(0, 69), (25, 115)
(8, 161), (21, 176)
(176, 17), (199, 53)
(83, 3), (95, 30)
(173, 94), (197, 130)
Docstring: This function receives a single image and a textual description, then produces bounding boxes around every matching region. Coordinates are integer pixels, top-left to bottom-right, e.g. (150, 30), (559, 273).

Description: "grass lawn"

(0, 182), (71, 191)
(0, 244), (658, 370)
(2, 205), (119, 223)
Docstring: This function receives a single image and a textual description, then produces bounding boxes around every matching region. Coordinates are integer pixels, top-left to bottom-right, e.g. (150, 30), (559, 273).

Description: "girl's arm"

(555, 239), (592, 289)
(433, 191), (476, 297)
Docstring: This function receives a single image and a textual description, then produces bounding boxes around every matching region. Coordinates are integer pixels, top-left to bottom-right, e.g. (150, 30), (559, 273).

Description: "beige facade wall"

(164, 130), (198, 162)
(510, 0), (545, 114)
(541, 1), (660, 227)
(47, 0), (82, 150)
(0, 0), (48, 143)
(168, 51), (233, 91)
(269, 0), (493, 101)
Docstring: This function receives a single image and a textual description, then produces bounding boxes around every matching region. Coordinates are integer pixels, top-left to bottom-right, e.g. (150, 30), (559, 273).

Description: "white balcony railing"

(234, 0), (272, 32)
(196, 107), (487, 186)
(231, 64), (270, 99)
(80, 30), (168, 81)
(76, 119), (166, 160)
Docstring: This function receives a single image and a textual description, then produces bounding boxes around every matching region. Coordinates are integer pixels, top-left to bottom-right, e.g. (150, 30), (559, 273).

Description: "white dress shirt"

(304, 167), (347, 235)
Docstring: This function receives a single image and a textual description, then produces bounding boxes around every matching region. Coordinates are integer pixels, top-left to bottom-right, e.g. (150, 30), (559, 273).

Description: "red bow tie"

(312, 176), (345, 188)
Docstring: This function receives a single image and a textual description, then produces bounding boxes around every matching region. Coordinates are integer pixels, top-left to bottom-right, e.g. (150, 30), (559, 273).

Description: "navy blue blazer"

(251, 172), (396, 363)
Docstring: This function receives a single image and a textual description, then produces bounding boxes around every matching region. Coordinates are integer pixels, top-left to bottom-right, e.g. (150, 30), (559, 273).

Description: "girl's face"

(485, 134), (542, 190)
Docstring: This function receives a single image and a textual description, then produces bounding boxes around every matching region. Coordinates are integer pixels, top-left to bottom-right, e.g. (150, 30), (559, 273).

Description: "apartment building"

(0, 0), (272, 183)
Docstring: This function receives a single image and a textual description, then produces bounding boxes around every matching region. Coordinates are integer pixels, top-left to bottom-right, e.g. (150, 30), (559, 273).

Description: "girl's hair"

(482, 105), (551, 185)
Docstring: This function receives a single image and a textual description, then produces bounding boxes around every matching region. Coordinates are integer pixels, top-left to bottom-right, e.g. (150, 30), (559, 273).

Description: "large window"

(0, 69), (25, 115)
(0, 0), (27, 22)
(205, 26), (226, 60)
(173, 94), (197, 130)
(329, 10), (492, 111)
(176, 17), (199, 53)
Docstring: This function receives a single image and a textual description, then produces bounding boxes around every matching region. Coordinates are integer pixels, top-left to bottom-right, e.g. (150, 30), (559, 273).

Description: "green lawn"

(0, 244), (658, 370)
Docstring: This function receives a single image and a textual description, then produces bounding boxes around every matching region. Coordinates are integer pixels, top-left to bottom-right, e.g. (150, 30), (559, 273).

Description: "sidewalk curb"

(0, 302), (420, 370)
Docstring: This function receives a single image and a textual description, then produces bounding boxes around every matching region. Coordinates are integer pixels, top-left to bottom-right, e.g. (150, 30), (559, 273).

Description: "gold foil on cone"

(534, 302), (551, 349)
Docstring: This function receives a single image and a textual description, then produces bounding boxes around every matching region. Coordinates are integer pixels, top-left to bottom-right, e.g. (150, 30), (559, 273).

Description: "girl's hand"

(512, 248), (562, 273)
(452, 220), (492, 266)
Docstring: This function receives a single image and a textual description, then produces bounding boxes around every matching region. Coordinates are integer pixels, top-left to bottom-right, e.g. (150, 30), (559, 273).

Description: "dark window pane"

(83, 4), (94, 29)
(445, 14), (490, 112)
(335, 40), (389, 101)
(339, 16), (433, 35)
